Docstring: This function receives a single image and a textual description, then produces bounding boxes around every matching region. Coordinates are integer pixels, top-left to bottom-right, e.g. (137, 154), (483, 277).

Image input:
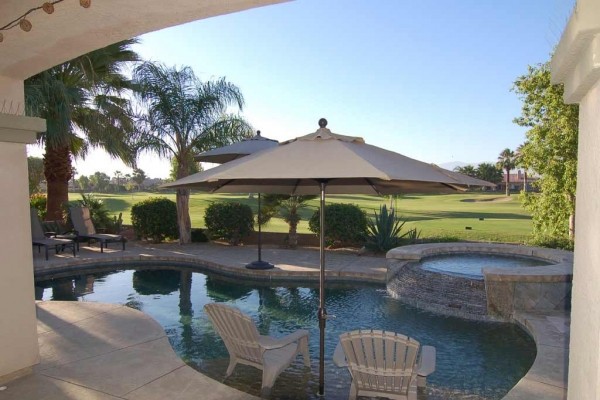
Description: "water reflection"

(35, 267), (536, 400)
(132, 270), (180, 295)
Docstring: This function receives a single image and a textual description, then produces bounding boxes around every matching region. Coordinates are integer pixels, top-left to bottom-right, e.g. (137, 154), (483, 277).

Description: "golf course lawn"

(69, 191), (532, 243)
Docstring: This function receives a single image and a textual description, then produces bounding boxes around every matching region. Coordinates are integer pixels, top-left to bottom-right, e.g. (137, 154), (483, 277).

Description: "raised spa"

(420, 253), (551, 279)
(35, 266), (535, 400)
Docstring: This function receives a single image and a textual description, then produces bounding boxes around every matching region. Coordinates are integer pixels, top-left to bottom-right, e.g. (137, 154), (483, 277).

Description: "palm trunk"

(505, 168), (510, 196)
(176, 188), (191, 244)
(568, 193), (576, 240)
(44, 144), (72, 221)
(288, 220), (299, 249)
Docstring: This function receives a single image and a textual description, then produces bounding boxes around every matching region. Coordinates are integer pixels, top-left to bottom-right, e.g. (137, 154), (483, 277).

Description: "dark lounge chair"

(30, 208), (76, 260)
(69, 206), (126, 253)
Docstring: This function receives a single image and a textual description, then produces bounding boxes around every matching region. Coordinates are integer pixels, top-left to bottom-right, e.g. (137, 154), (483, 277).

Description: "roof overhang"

(551, 0), (600, 103)
(0, 0), (289, 80)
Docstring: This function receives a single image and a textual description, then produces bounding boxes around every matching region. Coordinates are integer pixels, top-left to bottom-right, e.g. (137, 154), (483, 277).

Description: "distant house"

(498, 170), (539, 192)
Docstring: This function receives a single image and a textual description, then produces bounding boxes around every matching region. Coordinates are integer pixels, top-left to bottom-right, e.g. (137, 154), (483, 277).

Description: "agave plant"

(365, 205), (416, 253)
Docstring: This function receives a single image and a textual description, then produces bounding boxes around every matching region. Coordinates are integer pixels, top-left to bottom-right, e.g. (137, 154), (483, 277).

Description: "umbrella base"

(245, 260), (275, 270)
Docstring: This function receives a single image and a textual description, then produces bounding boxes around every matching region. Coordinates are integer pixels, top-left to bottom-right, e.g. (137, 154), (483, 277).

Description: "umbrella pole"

(318, 181), (327, 396)
(245, 193), (274, 270)
(258, 193), (262, 262)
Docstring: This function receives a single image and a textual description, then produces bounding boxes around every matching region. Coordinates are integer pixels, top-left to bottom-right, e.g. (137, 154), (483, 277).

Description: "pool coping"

(32, 241), (571, 400)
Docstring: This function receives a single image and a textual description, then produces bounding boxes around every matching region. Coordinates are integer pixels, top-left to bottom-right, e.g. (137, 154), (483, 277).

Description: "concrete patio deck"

(2, 301), (257, 400)
(10, 241), (570, 399)
(32, 241), (388, 283)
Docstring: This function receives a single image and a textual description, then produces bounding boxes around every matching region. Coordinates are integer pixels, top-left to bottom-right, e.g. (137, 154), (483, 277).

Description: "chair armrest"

(44, 231), (57, 238)
(417, 345), (436, 377)
(258, 329), (309, 350)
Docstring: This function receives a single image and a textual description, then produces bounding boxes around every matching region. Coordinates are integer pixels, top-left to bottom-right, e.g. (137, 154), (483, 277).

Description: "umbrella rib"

(291, 179), (301, 195)
(211, 179), (236, 193)
(364, 178), (383, 196)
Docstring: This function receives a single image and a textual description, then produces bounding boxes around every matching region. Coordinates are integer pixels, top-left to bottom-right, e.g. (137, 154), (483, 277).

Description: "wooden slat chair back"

(205, 302), (263, 367)
(340, 330), (420, 400)
(204, 303), (310, 398)
(71, 206), (96, 235)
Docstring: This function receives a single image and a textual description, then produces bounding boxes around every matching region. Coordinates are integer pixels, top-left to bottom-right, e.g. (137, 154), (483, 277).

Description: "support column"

(0, 107), (46, 382)
(566, 78), (600, 400)
(551, 2), (600, 398)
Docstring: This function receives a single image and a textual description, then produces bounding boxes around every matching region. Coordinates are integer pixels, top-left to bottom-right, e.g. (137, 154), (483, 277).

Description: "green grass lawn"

(69, 191), (532, 243)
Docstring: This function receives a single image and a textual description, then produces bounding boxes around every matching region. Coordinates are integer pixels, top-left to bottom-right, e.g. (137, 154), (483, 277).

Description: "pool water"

(35, 267), (536, 399)
(420, 253), (551, 279)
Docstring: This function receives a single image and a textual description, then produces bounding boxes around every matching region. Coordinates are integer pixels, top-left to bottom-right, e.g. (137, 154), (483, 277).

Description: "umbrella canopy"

(166, 124), (485, 194)
(194, 131), (280, 270)
(163, 119), (493, 396)
(194, 131), (279, 164)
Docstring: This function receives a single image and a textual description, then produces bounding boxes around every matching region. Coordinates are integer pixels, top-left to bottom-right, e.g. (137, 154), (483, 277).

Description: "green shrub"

(308, 203), (367, 246)
(30, 193), (47, 220)
(131, 197), (178, 242)
(204, 202), (254, 245)
(528, 235), (574, 251)
(191, 228), (209, 243)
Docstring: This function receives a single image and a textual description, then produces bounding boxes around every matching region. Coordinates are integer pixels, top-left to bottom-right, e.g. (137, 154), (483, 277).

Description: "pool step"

(387, 262), (488, 319)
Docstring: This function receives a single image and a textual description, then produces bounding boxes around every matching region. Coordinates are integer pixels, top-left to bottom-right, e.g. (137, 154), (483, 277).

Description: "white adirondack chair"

(204, 303), (310, 397)
(338, 330), (424, 400)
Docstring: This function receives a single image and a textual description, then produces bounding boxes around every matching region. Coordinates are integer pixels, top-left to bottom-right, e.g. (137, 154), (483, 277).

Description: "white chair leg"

(225, 358), (237, 377)
(348, 380), (357, 400)
(299, 336), (311, 367)
(261, 370), (276, 398)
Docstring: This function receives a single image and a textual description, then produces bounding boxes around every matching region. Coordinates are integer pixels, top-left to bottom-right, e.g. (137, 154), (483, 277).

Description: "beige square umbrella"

(163, 119), (494, 396)
(195, 131), (279, 270)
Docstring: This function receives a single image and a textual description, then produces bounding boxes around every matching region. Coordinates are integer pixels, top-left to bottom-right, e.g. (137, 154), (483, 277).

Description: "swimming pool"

(35, 266), (536, 399)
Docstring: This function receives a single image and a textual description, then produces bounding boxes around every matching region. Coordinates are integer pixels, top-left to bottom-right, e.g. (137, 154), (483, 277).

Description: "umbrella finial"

(256, 130), (261, 137)
(318, 118), (328, 128)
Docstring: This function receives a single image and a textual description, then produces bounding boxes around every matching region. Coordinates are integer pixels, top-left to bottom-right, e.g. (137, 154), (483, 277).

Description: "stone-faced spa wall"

(386, 243), (573, 321)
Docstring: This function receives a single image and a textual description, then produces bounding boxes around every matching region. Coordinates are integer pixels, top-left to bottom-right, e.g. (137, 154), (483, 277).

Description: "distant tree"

(513, 61), (578, 241)
(476, 162), (503, 184)
(124, 173), (133, 191)
(27, 156), (45, 194)
(497, 148), (516, 196)
(132, 168), (146, 190)
(77, 175), (91, 191)
(114, 170), (123, 191)
(453, 164), (477, 177)
(89, 171), (110, 192)
(514, 143), (528, 193)
(133, 62), (253, 243)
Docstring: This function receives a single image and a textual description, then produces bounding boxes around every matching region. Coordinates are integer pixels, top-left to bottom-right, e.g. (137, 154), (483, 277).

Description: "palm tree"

(25, 40), (139, 220)
(132, 168), (146, 191)
(475, 162), (503, 185)
(133, 62), (253, 244)
(497, 148), (516, 196)
(453, 165), (477, 177)
(261, 195), (315, 248)
(515, 143), (529, 193)
(114, 170), (123, 191)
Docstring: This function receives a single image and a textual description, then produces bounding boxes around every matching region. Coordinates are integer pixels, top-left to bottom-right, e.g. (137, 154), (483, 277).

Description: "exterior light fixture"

(19, 19), (32, 32)
(42, 2), (55, 14)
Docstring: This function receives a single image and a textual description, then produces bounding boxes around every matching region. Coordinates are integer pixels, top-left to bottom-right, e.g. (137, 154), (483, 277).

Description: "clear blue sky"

(30, 0), (576, 179)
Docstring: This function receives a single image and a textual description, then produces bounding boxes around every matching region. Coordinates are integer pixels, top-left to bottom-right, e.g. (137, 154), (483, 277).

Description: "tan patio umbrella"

(163, 119), (493, 396)
(194, 130), (278, 164)
(195, 131), (279, 270)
